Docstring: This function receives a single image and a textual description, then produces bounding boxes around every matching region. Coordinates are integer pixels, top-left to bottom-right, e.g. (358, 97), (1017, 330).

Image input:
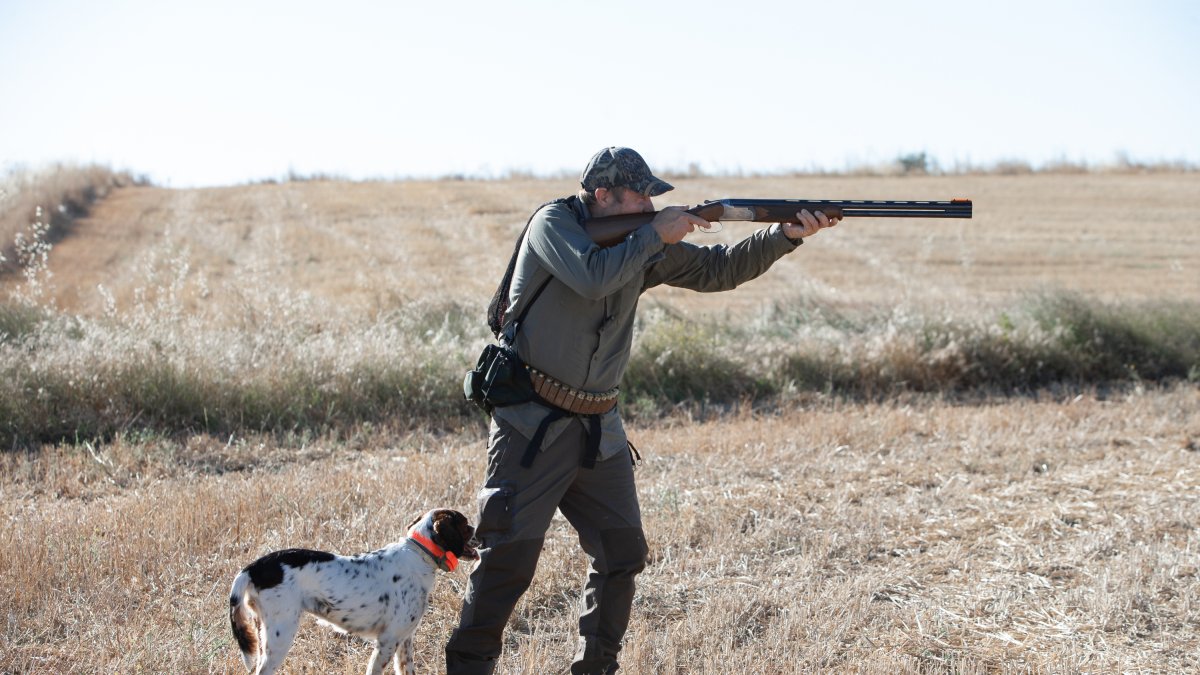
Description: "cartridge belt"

(528, 368), (619, 416)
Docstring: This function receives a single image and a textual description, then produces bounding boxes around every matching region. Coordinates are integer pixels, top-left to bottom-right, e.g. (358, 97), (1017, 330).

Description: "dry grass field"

(2, 170), (1198, 673)
(24, 172), (1200, 319)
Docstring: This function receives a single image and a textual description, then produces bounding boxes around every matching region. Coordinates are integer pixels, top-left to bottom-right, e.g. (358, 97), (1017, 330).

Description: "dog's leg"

(392, 636), (415, 675)
(366, 636), (400, 675)
(254, 613), (300, 675)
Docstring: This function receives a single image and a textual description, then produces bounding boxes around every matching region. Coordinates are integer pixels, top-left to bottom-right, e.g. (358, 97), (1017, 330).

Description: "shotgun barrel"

(718, 198), (973, 220)
(583, 198), (972, 247)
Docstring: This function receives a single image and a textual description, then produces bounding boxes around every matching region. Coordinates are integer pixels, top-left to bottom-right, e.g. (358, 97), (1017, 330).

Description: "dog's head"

(407, 509), (480, 572)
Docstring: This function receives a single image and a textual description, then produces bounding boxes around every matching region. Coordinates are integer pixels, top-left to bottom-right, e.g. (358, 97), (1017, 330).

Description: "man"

(446, 147), (838, 674)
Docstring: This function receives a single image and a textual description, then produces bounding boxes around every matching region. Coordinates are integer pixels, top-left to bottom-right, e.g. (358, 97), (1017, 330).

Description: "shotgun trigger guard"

(688, 200), (725, 234)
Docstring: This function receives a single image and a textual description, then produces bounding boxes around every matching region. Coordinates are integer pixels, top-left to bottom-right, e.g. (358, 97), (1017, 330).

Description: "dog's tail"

(228, 570), (258, 672)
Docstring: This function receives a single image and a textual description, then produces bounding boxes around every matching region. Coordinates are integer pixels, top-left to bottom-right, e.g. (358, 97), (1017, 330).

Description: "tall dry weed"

(0, 164), (138, 277)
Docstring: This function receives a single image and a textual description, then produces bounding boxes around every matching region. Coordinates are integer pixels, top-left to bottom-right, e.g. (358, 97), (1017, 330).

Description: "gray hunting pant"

(446, 415), (648, 675)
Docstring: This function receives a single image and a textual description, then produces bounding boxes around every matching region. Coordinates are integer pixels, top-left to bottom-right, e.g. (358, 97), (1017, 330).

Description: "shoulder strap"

(486, 196), (578, 339)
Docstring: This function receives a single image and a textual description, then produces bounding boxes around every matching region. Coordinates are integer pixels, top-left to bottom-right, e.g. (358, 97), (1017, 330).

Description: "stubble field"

(1, 171), (1198, 673)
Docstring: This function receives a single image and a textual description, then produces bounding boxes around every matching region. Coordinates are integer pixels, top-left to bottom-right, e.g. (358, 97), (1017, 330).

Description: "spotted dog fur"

(229, 508), (478, 675)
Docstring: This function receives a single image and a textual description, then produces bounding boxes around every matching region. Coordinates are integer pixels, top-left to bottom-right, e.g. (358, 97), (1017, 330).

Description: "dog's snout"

(461, 522), (482, 561)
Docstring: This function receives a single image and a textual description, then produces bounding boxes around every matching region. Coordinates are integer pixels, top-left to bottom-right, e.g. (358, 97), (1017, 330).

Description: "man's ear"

(593, 187), (613, 207)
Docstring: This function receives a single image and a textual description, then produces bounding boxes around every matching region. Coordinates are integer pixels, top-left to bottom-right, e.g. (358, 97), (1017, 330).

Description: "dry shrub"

(3, 288), (1197, 448)
(0, 299), (482, 447)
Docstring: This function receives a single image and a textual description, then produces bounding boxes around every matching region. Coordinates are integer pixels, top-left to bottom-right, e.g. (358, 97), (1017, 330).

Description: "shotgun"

(583, 198), (973, 247)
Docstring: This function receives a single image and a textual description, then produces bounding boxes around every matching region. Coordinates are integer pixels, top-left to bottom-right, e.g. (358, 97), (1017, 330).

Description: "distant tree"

(898, 152), (929, 174)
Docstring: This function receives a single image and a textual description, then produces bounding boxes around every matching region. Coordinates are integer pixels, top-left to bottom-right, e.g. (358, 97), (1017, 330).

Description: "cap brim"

(638, 177), (674, 197)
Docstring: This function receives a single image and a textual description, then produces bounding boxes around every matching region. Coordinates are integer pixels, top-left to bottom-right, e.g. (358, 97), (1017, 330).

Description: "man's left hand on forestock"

(782, 209), (840, 240)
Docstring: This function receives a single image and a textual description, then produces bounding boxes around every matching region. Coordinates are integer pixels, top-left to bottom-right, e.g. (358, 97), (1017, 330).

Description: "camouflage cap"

(580, 147), (674, 197)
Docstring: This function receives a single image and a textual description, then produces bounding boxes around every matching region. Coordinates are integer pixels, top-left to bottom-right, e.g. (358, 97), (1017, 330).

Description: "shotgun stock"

(583, 198), (973, 247)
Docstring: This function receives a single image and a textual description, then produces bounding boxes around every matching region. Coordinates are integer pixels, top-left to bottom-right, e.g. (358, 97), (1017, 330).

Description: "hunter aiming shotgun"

(583, 198), (973, 247)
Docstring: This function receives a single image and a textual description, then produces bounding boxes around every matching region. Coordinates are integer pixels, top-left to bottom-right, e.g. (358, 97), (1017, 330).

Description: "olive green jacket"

(496, 197), (800, 460)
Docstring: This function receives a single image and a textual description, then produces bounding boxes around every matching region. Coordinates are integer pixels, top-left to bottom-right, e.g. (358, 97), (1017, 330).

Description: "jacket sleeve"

(525, 203), (666, 300)
(643, 224), (801, 292)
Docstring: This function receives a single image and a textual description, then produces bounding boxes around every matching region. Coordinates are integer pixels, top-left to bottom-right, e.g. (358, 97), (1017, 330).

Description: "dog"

(229, 508), (478, 675)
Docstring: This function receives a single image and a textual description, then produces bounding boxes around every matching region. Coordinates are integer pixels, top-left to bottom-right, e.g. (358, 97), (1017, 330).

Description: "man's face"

(606, 186), (654, 216)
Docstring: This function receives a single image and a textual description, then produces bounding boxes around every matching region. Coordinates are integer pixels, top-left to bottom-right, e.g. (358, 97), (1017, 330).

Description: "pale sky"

(1, 0), (1197, 187)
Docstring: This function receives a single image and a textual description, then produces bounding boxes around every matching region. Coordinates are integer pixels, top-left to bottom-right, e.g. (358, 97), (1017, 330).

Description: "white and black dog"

(229, 508), (478, 675)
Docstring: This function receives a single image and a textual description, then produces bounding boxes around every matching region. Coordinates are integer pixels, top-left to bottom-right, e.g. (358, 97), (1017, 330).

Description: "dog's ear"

(431, 510), (468, 557)
(406, 514), (423, 531)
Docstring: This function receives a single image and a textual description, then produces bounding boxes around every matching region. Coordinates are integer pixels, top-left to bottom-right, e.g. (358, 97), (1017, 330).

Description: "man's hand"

(782, 209), (840, 241)
(651, 206), (710, 245)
